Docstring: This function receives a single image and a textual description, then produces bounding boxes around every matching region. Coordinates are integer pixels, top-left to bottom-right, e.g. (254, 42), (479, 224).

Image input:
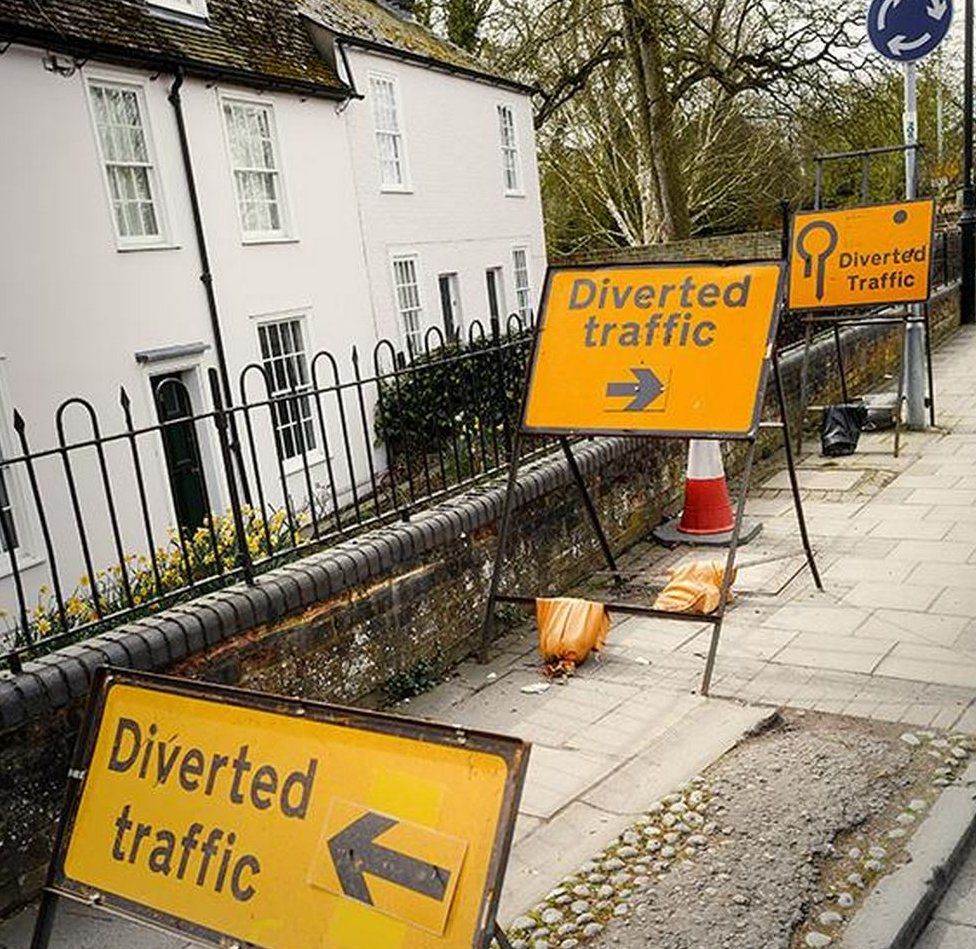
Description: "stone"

(847, 848), (862, 860)
(643, 825), (661, 837)
(622, 830), (640, 845)
(908, 799), (928, 812)
(597, 885), (614, 899)
(847, 873), (865, 889)
(647, 802), (664, 814)
(864, 859), (884, 873)
(511, 916), (535, 933)
(805, 933), (831, 948)
(688, 835), (708, 847)
(819, 911), (843, 926)
(557, 922), (576, 937)
(645, 840), (662, 852)
(660, 846), (676, 859)
(572, 885), (590, 898)
(868, 847), (887, 859)
(669, 801), (688, 815)
(896, 812), (916, 825)
(951, 746), (968, 759)
(570, 901), (589, 916)
(582, 923), (603, 938)
(541, 908), (563, 925)
(609, 872), (631, 887)
(900, 733), (921, 746)
(560, 941), (578, 949)
(613, 903), (630, 917)
(732, 894), (749, 906)
(617, 845), (639, 858)
(836, 892), (855, 908)
(887, 828), (907, 839)
(602, 857), (625, 871)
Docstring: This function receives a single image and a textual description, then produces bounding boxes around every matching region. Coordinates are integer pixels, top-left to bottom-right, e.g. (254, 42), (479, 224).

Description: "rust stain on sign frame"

(522, 260), (784, 439)
(49, 668), (528, 949)
(788, 199), (935, 310)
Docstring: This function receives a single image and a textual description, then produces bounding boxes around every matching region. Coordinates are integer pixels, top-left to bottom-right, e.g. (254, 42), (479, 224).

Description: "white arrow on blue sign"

(867, 0), (952, 61)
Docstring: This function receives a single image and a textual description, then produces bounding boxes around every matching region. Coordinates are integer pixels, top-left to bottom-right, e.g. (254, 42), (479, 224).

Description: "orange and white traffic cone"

(654, 439), (761, 546)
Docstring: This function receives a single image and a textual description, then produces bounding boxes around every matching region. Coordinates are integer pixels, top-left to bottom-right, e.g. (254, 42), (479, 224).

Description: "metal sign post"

(480, 259), (822, 697)
(32, 668), (528, 949)
(787, 198), (938, 456)
(865, 0), (953, 428)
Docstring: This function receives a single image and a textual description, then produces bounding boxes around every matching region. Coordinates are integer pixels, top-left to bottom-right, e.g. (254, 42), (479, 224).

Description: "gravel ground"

(506, 709), (973, 949)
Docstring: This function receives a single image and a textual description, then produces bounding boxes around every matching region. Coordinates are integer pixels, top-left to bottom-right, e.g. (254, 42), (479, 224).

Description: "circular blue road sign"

(867, 0), (952, 61)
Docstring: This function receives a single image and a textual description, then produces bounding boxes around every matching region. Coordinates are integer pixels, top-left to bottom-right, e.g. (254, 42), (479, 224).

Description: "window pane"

(0, 462), (18, 553)
(224, 102), (284, 235)
(257, 318), (315, 461)
(90, 82), (161, 241)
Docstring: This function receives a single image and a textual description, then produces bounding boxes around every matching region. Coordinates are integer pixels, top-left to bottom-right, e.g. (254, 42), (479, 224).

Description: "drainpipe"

(167, 71), (251, 503)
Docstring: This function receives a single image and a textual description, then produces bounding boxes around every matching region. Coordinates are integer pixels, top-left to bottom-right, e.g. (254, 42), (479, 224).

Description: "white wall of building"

(0, 40), (547, 640)
(343, 47), (547, 352)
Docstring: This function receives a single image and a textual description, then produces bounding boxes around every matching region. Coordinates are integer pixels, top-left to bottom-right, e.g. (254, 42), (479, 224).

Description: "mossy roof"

(0, 0), (524, 96)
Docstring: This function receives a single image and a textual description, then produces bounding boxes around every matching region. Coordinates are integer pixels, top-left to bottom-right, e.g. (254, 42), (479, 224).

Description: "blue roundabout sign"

(867, 0), (953, 61)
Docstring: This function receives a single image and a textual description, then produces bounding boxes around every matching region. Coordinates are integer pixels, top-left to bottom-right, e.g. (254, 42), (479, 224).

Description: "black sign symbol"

(606, 368), (664, 411)
(328, 812), (451, 906)
(795, 220), (839, 301)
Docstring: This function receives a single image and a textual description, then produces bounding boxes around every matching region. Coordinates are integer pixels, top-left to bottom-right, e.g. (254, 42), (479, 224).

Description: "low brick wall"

(0, 283), (960, 916)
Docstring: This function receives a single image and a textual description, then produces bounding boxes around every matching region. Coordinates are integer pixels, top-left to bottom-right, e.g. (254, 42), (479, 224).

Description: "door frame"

(141, 359), (223, 534)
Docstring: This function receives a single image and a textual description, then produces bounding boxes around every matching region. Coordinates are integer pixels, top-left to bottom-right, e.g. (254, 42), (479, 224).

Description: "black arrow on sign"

(606, 368), (664, 411)
(328, 812), (451, 906)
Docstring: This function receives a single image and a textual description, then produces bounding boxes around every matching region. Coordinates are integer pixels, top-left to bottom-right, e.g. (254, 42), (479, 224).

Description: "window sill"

(241, 235), (300, 246)
(504, 190), (526, 199)
(0, 552), (45, 581)
(380, 185), (414, 195)
(117, 241), (182, 253)
(282, 452), (328, 477)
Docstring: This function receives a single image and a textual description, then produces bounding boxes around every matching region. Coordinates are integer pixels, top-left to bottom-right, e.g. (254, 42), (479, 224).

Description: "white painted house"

(0, 0), (545, 641)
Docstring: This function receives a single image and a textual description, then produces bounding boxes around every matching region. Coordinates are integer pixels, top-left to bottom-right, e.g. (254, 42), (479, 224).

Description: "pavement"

(4, 326), (976, 946)
(914, 844), (976, 948)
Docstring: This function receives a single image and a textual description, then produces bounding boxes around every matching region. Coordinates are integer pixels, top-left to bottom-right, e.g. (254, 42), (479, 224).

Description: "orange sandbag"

(652, 560), (736, 614)
(536, 597), (610, 669)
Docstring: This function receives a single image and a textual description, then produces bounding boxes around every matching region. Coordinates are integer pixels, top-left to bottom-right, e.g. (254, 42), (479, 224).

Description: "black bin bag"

(821, 402), (869, 457)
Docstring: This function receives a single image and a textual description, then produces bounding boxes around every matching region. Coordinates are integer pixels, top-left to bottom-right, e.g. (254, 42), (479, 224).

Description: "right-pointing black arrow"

(606, 368), (664, 411)
(328, 812), (451, 906)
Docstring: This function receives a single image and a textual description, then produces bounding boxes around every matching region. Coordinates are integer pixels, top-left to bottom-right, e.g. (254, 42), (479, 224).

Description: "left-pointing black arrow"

(328, 812), (451, 906)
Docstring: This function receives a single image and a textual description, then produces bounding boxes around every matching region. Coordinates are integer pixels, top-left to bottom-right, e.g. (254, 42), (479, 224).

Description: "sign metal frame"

(521, 259), (786, 441)
(784, 196), (938, 458)
(479, 256), (822, 697)
(787, 197), (937, 312)
(31, 667), (528, 949)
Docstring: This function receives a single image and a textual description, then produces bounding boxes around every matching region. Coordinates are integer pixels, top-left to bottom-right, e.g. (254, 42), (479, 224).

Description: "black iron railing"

(0, 315), (543, 671)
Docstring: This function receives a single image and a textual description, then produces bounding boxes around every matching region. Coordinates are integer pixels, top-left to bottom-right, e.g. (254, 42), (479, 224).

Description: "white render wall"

(0, 40), (546, 632)
(344, 47), (547, 350)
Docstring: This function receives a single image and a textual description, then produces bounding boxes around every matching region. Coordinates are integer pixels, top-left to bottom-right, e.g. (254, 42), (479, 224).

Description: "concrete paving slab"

(888, 540), (976, 563)
(855, 610), (968, 649)
(771, 630), (892, 674)
(763, 602), (870, 635)
(843, 580), (942, 612)
(874, 642), (976, 690)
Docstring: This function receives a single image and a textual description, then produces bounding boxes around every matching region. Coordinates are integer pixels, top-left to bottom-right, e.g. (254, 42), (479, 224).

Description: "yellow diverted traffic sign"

(522, 261), (784, 438)
(788, 199), (935, 310)
(50, 669), (528, 949)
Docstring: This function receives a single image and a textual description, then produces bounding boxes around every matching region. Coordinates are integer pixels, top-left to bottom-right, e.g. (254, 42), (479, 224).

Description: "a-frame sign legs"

(698, 436), (758, 696)
(558, 437), (622, 584)
(772, 353), (823, 593)
(480, 429), (526, 663)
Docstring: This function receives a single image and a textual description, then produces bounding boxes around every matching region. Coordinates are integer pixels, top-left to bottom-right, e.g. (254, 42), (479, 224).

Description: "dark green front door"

(152, 373), (208, 533)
